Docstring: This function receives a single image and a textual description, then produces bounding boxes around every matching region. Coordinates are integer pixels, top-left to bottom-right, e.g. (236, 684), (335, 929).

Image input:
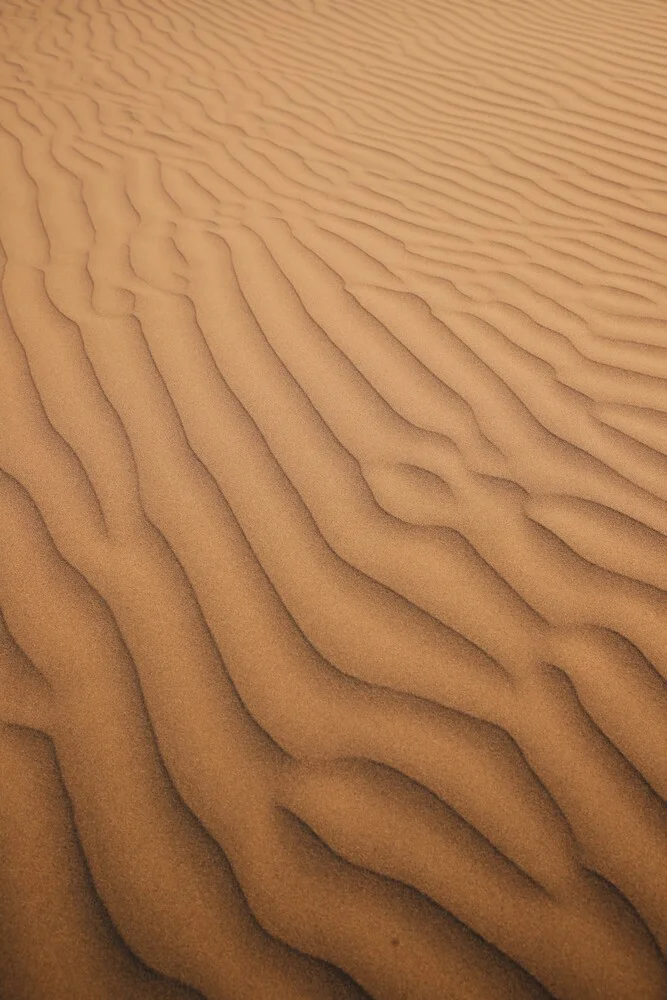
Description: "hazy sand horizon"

(0, 0), (666, 997)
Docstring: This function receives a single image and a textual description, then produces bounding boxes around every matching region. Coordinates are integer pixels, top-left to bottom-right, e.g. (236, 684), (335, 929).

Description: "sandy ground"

(0, 0), (666, 997)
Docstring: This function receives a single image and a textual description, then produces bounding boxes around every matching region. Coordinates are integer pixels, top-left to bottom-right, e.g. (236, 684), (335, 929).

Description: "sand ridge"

(0, 0), (666, 997)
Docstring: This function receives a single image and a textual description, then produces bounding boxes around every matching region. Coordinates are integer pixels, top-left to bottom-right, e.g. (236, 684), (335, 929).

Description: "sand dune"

(0, 0), (666, 996)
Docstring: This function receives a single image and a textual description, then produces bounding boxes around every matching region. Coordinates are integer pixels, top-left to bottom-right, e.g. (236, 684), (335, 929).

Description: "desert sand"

(0, 0), (666, 997)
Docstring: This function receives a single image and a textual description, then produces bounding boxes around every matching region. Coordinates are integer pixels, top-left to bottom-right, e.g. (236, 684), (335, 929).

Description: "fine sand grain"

(0, 0), (666, 997)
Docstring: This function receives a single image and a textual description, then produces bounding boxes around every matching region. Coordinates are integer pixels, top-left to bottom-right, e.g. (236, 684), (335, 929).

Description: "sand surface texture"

(1, 0), (666, 997)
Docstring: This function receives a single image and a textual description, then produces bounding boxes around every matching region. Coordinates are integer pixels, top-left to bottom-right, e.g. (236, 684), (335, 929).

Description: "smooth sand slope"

(0, 0), (666, 997)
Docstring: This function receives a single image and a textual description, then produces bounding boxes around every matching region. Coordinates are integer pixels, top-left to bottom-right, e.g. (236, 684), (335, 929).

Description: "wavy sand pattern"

(0, 0), (666, 996)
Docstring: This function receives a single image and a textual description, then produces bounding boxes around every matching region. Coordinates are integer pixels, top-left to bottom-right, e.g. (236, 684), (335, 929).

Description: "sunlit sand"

(0, 0), (666, 997)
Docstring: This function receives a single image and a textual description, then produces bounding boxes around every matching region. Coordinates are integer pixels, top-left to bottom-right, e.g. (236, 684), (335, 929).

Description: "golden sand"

(0, 0), (666, 996)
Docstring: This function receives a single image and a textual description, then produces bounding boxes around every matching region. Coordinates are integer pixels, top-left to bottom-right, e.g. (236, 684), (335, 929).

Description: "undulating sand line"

(0, 0), (666, 997)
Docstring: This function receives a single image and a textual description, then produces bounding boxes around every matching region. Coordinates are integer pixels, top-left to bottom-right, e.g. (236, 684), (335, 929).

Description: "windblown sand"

(0, 0), (666, 997)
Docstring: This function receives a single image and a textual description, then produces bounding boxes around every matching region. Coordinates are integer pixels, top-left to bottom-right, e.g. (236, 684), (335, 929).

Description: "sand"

(0, 0), (666, 997)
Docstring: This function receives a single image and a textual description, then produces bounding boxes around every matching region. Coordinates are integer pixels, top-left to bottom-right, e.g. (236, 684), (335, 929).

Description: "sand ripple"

(0, 0), (666, 996)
